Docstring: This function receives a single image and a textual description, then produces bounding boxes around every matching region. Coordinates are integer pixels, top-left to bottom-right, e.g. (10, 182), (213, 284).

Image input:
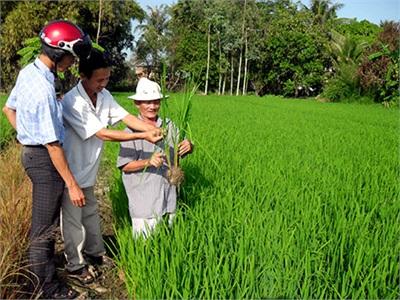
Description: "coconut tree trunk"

(205, 23), (211, 95)
(230, 53), (234, 96)
(217, 33), (222, 95)
(244, 60), (250, 94)
(222, 73), (226, 95)
(218, 74), (222, 95)
(236, 0), (247, 96)
(242, 30), (248, 95)
(236, 48), (242, 96)
(96, 0), (103, 44)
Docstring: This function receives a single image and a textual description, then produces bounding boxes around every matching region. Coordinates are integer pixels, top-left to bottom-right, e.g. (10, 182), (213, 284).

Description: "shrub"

(321, 63), (362, 102)
(358, 21), (400, 105)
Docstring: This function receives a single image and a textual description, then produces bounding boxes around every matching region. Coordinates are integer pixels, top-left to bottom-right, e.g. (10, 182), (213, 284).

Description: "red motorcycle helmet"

(40, 20), (92, 61)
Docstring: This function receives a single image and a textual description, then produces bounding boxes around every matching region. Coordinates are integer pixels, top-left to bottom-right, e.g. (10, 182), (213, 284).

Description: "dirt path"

(54, 161), (128, 299)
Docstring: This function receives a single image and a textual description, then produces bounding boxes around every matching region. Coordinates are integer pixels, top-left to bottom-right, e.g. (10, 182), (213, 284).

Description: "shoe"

(67, 266), (95, 285)
(85, 254), (103, 266)
(44, 284), (78, 299)
(86, 254), (114, 267)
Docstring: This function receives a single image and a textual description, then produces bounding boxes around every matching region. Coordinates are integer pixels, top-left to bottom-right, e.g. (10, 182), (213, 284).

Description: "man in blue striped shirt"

(2, 20), (92, 299)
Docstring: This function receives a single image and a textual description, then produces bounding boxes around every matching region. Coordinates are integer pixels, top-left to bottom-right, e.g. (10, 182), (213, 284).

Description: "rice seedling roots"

(167, 166), (185, 186)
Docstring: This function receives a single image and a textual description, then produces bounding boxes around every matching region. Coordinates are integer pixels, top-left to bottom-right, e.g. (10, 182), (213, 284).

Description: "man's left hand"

(178, 140), (193, 157)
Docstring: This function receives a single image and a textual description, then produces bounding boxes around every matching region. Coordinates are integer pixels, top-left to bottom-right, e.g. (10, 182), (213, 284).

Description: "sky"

(136, 0), (399, 25)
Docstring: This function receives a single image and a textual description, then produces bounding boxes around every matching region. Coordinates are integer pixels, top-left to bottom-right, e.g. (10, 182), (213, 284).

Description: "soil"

(53, 163), (129, 299)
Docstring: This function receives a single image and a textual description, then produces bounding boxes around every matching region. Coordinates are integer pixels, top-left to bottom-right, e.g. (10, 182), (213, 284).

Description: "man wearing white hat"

(117, 79), (193, 237)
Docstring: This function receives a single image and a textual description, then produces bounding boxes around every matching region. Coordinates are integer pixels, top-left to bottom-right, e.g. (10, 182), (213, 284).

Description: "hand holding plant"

(148, 152), (165, 168)
(178, 140), (193, 157)
(158, 73), (199, 186)
(143, 129), (163, 143)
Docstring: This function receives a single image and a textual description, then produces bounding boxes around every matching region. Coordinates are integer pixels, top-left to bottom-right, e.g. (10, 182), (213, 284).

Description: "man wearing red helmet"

(2, 20), (91, 299)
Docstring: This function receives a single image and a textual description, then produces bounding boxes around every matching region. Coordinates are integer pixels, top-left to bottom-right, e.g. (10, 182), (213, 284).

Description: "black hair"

(78, 48), (112, 79)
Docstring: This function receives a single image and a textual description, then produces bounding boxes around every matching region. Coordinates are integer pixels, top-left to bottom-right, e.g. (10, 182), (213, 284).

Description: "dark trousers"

(22, 146), (65, 295)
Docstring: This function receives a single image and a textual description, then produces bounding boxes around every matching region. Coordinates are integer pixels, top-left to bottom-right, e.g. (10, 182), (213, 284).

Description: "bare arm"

(122, 114), (156, 132)
(121, 152), (164, 173)
(2, 106), (16, 129)
(45, 142), (85, 207)
(121, 159), (150, 173)
(95, 128), (162, 143)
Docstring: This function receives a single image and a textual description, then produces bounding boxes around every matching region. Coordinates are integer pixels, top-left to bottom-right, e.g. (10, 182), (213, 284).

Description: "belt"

(24, 144), (45, 148)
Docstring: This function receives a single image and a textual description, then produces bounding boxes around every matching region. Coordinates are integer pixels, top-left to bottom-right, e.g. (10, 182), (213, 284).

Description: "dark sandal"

(68, 266), (95, 285)
(85, 254), (104, 266)
(50, 285), (79, 299)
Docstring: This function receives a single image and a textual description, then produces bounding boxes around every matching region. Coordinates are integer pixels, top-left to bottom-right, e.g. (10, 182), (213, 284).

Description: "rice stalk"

(159, 73), (199, 186)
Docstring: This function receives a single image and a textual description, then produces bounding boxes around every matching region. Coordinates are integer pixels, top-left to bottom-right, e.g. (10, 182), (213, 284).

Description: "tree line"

(1, 0), (399, 105)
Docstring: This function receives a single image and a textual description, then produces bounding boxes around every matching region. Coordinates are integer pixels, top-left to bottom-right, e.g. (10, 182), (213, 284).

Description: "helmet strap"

(53, 62), (63, 99)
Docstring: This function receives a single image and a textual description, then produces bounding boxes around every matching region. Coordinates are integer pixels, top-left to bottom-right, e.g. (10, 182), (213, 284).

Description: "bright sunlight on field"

(103, 94), (399, 299)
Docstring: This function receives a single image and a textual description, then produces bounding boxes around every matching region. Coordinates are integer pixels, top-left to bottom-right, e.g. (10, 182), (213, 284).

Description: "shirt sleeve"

(63, 94), (104, 140)
(117, 129), (139, 169)
(107, 93), (129, 126)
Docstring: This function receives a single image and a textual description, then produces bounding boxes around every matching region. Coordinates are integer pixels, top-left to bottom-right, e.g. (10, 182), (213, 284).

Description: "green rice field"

(106, 94), (400, 299)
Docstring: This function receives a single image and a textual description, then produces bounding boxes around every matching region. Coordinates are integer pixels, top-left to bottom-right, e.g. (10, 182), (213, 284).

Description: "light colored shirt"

(62, 81), (129, 188)
(117, 116), (178, 218)
(6, 58), (64, 145)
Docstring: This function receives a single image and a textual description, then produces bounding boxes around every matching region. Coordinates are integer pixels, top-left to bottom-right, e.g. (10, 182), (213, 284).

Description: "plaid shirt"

(6, 58), (64, 145)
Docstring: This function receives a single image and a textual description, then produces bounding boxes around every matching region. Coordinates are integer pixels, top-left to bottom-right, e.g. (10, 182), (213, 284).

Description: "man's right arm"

(120, 152), (164, 173)
(2, 106), (16, 129)
(95, 128), (162, 143)
(45, 142), (85, 207)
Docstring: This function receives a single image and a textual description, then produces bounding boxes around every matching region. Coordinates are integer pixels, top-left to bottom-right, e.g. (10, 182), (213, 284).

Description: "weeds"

(0, 142), (32, 299)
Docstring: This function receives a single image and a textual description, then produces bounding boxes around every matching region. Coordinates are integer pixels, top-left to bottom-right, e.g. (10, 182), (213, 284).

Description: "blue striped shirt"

(6, 58), (64, 145)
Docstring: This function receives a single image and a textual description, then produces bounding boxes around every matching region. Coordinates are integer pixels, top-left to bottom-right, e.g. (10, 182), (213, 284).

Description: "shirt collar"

(34, 57), (55, 83)
(138, 114), (163, 127)
(77, 81), (91, 101)
(77, 81), (105, 110)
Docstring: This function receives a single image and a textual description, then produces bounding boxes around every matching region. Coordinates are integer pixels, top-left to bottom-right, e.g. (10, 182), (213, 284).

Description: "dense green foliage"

(162, 0), (396, 103)
(358, 21), (400, 105)
(0, 0), (143, 91)
(1, 0), (397, 103)
(322, 20), (398, 104)
(252, 8), (330, 97)
(103, 93), (399, 298)
(335, 19), (381, 45)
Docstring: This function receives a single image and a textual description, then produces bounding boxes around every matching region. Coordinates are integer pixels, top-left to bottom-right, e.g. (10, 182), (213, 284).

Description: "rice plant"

(158, 77), (199, 186)
(105, 94), (399, 299)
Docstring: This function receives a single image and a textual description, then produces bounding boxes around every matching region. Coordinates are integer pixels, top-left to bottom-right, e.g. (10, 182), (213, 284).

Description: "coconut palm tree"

(135, 4), (170, 74)
(306, 0), (344, 25)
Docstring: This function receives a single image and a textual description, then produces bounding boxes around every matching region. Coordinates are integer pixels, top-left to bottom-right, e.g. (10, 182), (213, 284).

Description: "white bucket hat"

(128, 78), (168, 101)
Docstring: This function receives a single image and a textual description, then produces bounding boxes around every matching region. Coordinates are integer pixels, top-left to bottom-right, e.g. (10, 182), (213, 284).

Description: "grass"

(0, 95), (16, 150)
(0, 95), (32, 298)
(0, 91), (398, 299)
(0, 142), (32, 299)
(104, 94), (399, 299)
